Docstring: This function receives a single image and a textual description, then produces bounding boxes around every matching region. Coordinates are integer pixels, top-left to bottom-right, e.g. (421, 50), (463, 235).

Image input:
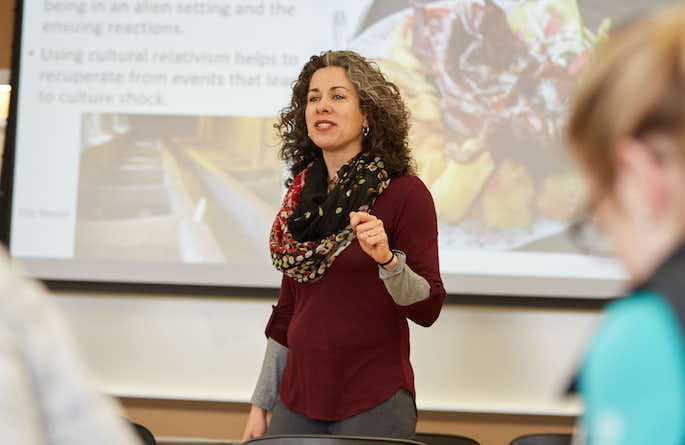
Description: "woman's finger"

(356, 220), (382, 235)
(360, 228), (382, 240)
(350, 212), (375, 229)
(349, 212), (360, 229)
(360, 229), (387, 245)
(353, 211), (372, 221)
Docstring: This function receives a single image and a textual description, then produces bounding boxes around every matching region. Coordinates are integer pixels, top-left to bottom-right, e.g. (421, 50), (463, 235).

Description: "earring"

(362, 126), (370, 137)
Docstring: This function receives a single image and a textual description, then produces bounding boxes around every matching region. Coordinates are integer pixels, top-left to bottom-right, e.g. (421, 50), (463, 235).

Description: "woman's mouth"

(315, 120), (335, 129)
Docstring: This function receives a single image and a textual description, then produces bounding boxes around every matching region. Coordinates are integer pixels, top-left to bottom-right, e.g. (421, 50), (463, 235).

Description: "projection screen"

(3, 0), (675, 296)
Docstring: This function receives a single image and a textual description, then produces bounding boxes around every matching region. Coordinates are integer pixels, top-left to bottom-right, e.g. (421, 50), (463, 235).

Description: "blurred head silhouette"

(568, 4), (685, 283)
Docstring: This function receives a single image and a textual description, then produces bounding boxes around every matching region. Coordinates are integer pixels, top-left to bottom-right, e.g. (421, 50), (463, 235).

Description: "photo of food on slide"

(74, 113), (282, 264)
(350, 0), (608, 252)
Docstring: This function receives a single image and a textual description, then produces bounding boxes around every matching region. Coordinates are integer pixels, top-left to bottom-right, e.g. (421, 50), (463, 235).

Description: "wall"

(54, 291), (597, 445)
(55, 293), (595, 415)
(1, 1), (600, 444)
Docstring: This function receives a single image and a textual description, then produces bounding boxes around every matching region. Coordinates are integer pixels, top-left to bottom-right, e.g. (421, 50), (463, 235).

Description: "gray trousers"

(266, 389), (417, 439)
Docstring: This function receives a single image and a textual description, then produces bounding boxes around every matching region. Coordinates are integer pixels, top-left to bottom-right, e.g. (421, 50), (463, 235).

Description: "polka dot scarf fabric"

(269, 152), (391, 283)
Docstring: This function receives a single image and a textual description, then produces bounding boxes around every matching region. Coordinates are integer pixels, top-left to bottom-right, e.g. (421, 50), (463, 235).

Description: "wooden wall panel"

(0, 0), (14, 70)
(120, 398), (576, 445)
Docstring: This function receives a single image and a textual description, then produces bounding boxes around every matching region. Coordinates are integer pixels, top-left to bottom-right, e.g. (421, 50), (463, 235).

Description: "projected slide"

(75, 114), (280, 265)
(6, 0), (674, 295)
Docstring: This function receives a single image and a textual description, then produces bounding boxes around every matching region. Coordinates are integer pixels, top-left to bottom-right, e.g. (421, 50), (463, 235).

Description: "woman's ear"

(614, 138), (669, 220)
(360, 105), (368, 128)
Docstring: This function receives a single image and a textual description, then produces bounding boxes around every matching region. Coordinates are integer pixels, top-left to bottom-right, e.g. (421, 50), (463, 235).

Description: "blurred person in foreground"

(0, 248), (140, 444)
(567, 4), (685, 444)
(242, 50), (446, 441)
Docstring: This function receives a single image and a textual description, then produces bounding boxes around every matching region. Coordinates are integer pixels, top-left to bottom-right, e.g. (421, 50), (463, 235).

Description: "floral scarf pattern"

(269, 152), (391, 283)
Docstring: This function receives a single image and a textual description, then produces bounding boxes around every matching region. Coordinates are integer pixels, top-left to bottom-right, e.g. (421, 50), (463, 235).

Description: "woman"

(242, 50), (445, 440)
(567, 5), (685, 444)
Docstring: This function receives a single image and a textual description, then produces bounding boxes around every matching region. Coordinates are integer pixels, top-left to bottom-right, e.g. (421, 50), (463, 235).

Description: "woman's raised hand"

(350, 211), (395, 267)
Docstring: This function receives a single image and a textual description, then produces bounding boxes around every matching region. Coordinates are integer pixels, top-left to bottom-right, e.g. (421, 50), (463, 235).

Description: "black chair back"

(245, 435), (426, 445)
(157, 440), (237, 445)
(509, 433), (572, 445)
(414, 432), (479, 445)
(130, 421), (157, 445)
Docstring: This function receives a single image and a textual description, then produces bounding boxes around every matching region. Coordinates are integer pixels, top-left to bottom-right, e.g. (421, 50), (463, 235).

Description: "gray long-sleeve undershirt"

(249, 250), (430, 410)
(378, 250), (431, 306)
(250, 338), (288, 410)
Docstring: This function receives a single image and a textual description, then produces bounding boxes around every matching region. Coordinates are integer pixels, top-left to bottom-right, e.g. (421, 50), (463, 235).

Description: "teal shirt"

(579, 292), (685, 444)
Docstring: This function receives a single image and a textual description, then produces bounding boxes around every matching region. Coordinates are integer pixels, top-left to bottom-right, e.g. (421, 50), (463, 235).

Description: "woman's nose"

(316, 98), (331, 113)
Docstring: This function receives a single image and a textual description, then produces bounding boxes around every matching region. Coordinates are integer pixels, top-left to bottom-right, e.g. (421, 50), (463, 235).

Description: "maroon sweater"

(265, 174), (446, 421)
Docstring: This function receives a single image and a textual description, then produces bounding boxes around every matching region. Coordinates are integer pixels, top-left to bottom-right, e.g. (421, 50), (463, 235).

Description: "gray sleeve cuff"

(379, 250), (431, 306)
(249, 337), (288, 411)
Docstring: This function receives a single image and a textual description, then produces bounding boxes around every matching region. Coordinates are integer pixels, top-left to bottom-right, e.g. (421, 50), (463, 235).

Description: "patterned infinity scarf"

(269, 152), (391, 283)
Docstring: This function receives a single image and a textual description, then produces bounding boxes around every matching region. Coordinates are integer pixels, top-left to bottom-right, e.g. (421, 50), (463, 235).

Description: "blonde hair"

(567, 4), (685, 192)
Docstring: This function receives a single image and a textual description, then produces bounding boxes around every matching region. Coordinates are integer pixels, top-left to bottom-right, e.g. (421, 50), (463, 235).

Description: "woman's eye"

(334, 94), (344, 100)
(308, 96), (319, 103)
